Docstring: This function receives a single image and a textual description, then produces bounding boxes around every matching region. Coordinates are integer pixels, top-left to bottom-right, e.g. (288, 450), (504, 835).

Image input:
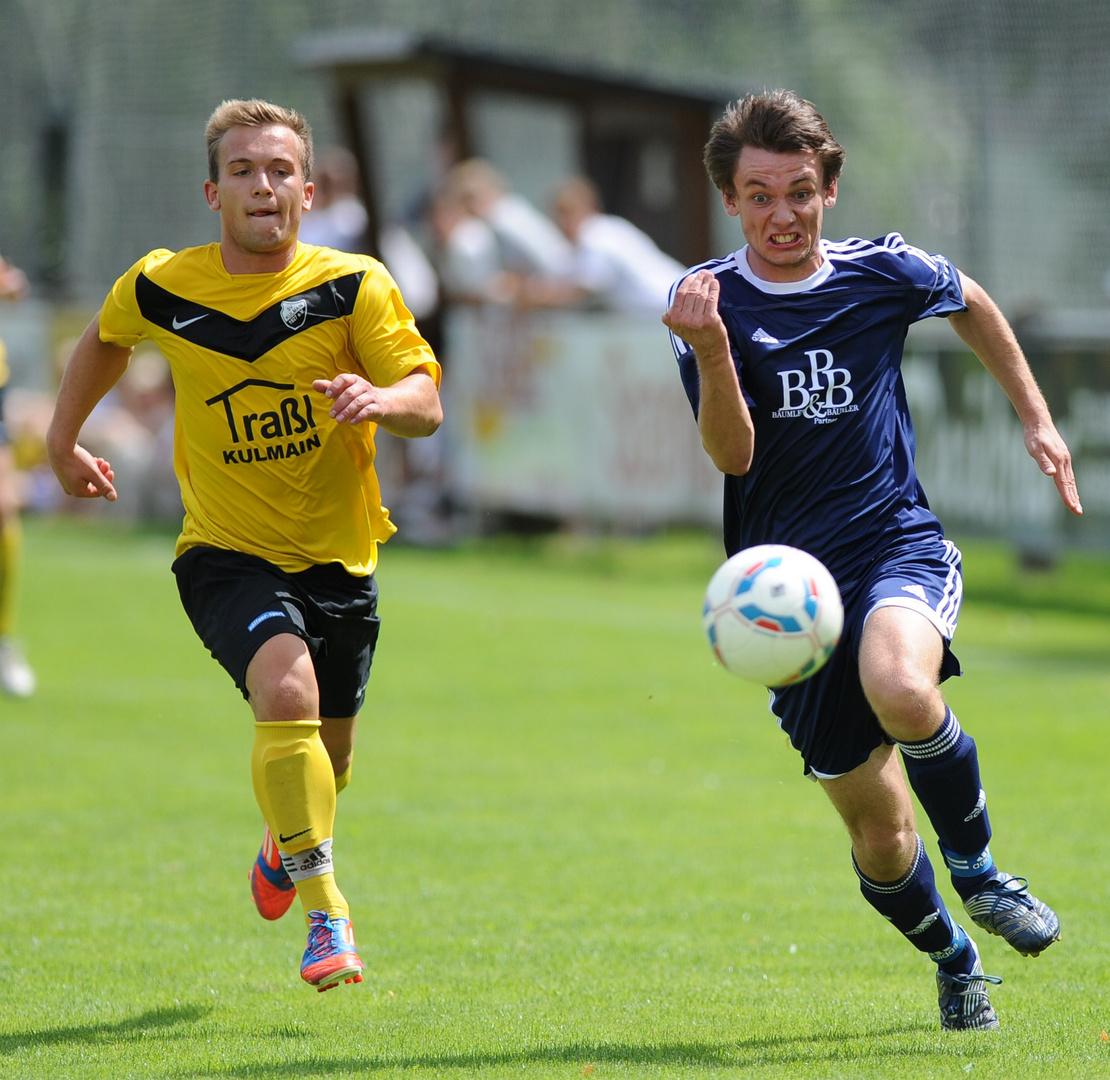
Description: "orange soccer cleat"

(249, 823), (297, 921)
(300, 910), (364, 992)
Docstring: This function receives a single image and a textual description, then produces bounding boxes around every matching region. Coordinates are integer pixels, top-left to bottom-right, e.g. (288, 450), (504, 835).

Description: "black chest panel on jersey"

(135, 270), (366, 362)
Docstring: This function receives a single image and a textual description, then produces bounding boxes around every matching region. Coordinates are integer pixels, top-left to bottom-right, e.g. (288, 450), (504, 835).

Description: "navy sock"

(931, 924), (976, 977)
(898, 708), (997, 900)
(855, 835), (960, 958)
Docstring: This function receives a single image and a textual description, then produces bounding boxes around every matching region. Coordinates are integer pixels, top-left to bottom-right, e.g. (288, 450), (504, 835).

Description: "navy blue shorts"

(768, 536), (964, 779)
(172, 545), (381, 718)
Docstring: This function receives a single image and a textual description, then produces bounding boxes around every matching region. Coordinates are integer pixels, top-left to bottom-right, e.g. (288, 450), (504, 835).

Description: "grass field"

(1, 516), (1108, 1079)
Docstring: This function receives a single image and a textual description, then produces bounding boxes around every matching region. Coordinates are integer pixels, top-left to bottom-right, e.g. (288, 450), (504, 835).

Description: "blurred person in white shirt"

(553, 176), (685, 314)
(447, 159), (571, 282)
(302, 146), (438, 321)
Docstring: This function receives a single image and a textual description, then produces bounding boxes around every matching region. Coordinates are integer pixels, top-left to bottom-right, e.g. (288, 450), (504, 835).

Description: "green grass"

(1, 518), (1108, 1079)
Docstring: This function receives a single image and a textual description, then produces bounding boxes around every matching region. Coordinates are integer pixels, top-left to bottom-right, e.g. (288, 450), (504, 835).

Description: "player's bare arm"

(46, 317), (133, 501)
(949, 272), (1082, 515)
(312, 369), (443, 438)
(663, 269), (754, 475)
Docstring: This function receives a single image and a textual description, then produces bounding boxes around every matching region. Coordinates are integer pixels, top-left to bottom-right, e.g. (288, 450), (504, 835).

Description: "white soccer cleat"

(0, 638), (35, 697)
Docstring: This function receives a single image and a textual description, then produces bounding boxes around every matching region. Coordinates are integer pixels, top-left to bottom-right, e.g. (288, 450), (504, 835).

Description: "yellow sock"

(251, 720), (348, 922)
(0, 518), (21, 638)
(291, 871), (349, 922)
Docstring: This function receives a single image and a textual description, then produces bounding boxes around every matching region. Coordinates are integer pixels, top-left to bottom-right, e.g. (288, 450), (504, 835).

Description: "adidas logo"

(906, 909), (941, 938)
(964, 789), (987, 823)
(280, 838), (335, 880)
(751, 327), (780, 344)
(901, 584), (928, 602)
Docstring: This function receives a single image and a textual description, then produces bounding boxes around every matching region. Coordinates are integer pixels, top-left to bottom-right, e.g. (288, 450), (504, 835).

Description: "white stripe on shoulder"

(667, 253), (740, 359)
(824, 233), (942, 273)
(668, 252), (738, 299)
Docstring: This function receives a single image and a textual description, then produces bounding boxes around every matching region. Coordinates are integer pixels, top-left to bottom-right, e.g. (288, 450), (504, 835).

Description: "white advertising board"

(443, 307), (722, 526)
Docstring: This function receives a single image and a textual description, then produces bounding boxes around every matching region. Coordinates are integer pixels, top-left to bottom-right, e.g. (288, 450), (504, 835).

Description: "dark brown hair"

(703, 90), (845, 196)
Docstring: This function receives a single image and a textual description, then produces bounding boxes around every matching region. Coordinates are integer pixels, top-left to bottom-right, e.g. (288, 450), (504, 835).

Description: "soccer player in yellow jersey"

(0, 253), (35, 698)
(46, 99), (443, 991)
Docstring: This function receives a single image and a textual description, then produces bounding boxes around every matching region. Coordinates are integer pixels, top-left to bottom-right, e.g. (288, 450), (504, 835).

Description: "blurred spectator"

(446, 158), (572, 282)
(13, 339), (182, 525)
(0, 254), (34, 695)
(428, 183), (505, 303)
(302, 147), (450, 543)
(301, 145), (438, 320)
(298, 145), (369, 251)
(552, 176), (686, 314)
(112, 348), (180, 522)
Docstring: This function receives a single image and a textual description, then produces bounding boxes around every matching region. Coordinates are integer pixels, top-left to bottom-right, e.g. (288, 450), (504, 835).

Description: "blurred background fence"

(2, 0), (1109, 550)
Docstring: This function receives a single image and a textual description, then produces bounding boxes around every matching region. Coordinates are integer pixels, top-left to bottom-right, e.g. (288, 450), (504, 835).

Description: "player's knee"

(247, 634), (320, 721)
(261, 673), (319, 722)
(861, 668), (940, 740)
(851, 819), (918, 880)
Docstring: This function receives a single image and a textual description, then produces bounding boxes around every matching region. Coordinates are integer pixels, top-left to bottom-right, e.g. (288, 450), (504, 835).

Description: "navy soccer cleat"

(936, 934), (1002, 1031)
(962, 872), (1060, 957)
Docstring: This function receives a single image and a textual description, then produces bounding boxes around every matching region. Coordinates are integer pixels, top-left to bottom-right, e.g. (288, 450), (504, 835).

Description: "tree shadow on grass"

(185, 1022), (994, 1076)
(0, 1004), (213, 1055)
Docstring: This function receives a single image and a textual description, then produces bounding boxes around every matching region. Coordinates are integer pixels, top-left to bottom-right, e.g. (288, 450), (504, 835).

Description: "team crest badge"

(280, 298), (309, 330)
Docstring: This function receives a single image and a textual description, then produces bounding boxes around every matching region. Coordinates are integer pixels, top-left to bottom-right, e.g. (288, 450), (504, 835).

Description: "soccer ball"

(703, 544), (843, 687)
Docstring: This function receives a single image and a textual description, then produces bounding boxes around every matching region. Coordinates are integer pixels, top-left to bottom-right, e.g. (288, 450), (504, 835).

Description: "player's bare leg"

(821, 743), (999, 1029)
(320, 714), (358, 793)
(247, 633), (363, 990)
(861, 607), (1059, 957)
(819, 742), (917, 881)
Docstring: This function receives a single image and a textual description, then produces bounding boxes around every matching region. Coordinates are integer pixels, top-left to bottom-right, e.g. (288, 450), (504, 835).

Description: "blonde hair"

(204, 98), (314, 183)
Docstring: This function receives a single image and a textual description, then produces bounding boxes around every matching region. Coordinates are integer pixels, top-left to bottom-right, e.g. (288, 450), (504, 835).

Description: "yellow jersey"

(98, 242), (441, 575)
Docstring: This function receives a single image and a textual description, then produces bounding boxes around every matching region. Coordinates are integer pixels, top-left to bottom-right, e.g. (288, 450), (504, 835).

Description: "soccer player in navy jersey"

(664, 90), (1081, 1031)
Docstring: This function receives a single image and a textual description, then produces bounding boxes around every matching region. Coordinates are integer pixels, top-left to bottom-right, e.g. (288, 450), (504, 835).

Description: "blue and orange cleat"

(300, 910), (365, 992)
(249, 824), (297, 921)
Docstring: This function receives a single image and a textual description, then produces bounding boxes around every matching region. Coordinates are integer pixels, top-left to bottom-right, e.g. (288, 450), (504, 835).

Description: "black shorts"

(172, 545), (381, 718)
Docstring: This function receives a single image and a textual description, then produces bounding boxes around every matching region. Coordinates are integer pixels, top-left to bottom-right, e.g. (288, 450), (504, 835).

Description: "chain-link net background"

(2, 0), (1109, 313)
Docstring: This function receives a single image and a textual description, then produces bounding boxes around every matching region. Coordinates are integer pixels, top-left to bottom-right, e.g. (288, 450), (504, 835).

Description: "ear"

(204, 179), (220, 212)
(823, 177), (838, 208)
(721, 187), (741, 218)
(302, 180), (314, 212)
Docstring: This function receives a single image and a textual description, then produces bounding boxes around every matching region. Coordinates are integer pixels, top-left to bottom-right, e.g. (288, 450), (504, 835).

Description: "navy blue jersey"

(670, 234), (967, 594)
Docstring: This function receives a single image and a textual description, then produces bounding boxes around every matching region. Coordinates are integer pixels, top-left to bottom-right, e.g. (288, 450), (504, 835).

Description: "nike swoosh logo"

(278, 828), (312, 844)
(172, 313), (209, 329)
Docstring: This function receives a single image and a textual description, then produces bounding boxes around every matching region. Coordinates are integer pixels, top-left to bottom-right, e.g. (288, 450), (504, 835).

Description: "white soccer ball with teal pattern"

(703, 544), (843, 686)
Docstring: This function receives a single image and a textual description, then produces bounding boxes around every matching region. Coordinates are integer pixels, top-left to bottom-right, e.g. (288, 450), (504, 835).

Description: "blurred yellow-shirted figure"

(0, 254), (35, 698)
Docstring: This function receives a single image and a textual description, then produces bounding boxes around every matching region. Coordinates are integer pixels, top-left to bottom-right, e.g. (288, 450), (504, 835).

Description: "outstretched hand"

(49, 443), (117, 501)
(1025, 421), (1083, 515)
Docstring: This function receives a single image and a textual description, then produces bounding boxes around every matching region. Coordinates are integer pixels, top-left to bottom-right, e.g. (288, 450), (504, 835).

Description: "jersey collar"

(731, 241), (835, 294)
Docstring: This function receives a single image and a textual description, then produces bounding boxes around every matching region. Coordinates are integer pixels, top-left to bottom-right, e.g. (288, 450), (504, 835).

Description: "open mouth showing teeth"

(771, 233), (798, 245)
